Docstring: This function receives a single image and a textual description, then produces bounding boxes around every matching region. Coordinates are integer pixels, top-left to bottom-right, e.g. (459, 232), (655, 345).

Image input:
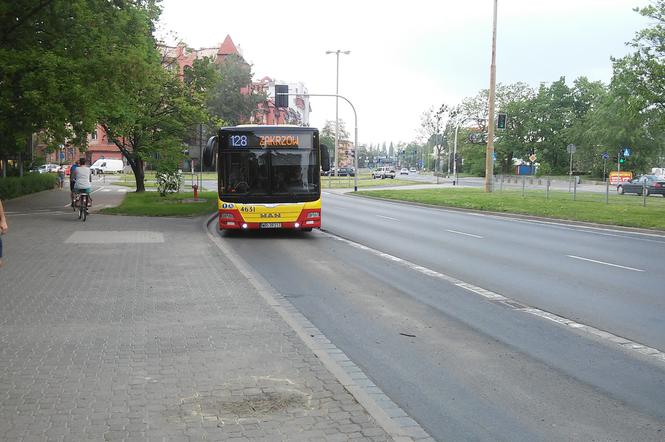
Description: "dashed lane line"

(567, 255), (645, 272)
(376, 214), (400, 221)
(321, 230), (665, 366)
(446, 229), (484, 239)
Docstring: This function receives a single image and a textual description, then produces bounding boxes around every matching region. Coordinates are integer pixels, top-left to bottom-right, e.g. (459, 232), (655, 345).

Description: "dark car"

(617, 175), (665, 196)
(336, 167), (355, 177)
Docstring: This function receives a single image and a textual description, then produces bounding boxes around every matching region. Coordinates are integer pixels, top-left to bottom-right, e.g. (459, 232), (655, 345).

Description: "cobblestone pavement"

(0, 190), (392, 441)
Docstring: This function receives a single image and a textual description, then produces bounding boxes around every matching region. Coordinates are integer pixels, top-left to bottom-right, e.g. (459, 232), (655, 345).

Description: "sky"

(156, 0), (651, 146)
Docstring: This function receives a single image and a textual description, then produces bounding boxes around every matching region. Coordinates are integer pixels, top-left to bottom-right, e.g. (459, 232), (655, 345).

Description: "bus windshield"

(222, 149), (320, 197)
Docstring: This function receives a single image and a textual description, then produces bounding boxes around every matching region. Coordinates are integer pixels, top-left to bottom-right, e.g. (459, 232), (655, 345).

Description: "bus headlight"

(294, 222), (300, 228)
(241, 223), (248, 229)
(307, 212), (320, 218)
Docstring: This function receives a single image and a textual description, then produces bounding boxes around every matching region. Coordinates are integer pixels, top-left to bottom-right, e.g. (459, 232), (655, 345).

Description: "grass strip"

(356, 187), (665, 230)
(100, 191), (217, 217)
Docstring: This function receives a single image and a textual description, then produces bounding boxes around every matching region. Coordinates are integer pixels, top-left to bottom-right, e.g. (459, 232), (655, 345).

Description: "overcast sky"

(156, 0), (650, 146)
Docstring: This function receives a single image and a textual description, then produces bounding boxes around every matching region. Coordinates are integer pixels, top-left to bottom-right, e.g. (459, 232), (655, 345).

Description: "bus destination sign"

(259, 135), (299, 147)
(227, 131), (312, 149)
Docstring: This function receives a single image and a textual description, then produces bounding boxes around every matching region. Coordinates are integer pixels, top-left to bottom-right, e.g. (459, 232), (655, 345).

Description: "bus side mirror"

(203, 136), (218, 168)
(321, 144), (330, 171)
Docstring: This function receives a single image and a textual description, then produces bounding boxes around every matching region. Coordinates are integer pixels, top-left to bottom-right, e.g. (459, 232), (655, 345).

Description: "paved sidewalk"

(0, 191), (392, 441)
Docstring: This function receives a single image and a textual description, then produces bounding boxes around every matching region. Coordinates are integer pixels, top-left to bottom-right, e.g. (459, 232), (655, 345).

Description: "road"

(213, 191), (665, 441)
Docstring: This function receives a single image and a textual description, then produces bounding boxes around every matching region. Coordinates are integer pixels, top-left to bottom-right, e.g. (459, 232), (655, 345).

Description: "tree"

(321, 119), (349, 165)
(610, 1), (665, 170)
(100, 60), (211, 192)
(0, 0), (160, 169)
(420, 104), (451, 173)
(206, 54), (264, 125)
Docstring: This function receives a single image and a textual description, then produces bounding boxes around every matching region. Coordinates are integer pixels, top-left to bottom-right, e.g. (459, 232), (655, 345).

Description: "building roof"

(218, 35), (240, 57)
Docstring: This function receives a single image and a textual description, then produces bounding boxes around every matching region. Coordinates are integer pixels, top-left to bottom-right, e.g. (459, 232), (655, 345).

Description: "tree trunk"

(131, 158), (146, 192)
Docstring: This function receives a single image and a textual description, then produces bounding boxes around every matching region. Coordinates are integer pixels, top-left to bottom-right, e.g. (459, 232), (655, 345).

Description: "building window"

(91, 130), (98, 140)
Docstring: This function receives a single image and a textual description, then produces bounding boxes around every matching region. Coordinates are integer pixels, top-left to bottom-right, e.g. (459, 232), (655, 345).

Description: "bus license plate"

(260, 222), (282, 228)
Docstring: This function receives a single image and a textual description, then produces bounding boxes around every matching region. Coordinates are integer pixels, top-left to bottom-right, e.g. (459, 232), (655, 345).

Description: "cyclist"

(73, 158), (92, 207)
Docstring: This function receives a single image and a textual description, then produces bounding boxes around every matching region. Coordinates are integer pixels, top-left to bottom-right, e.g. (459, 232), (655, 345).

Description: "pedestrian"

(57, 167), (65, 189)
(0, 199), (7, 268)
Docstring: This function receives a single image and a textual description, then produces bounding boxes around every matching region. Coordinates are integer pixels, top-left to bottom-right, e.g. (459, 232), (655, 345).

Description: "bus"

(204, 125), (330, 231)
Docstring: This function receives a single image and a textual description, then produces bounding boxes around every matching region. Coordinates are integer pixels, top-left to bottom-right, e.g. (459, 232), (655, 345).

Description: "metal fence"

(493, 175), (665, 208)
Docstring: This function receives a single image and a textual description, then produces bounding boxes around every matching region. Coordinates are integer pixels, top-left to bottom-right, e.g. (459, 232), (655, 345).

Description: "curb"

(204, 214), (434, 442)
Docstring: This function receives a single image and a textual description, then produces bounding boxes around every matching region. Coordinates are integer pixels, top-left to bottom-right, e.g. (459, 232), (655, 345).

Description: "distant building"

(159, 34), (245, 78)
(249, 78), (311, 126)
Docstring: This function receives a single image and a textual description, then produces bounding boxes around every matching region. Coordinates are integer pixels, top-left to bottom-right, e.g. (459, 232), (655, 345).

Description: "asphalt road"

(215, 192), (665, 441)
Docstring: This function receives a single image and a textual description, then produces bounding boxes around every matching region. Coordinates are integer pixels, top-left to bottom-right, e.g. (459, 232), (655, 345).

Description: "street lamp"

(484, 0), (498, 192)
(326, 49), (350, 177)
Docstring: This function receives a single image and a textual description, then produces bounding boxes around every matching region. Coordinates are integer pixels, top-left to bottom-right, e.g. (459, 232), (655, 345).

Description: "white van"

(90, 159), (124, 174)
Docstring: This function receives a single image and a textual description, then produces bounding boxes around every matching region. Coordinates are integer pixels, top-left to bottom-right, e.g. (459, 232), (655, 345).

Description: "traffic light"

(619, 155), (625, 164)
(497, 113), (507, 129)
(275, 84), (288, 108)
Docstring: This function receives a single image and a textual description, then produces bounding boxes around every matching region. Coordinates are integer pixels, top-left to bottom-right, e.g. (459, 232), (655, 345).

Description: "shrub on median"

(0, 173), (58, 200)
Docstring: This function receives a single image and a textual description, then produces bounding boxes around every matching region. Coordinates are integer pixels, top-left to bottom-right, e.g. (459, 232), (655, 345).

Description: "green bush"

(0, 173), (58, 200)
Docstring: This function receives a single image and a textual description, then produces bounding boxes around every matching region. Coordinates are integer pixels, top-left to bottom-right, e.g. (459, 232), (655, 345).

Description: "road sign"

(529, 154), (537, 162)
(622, 147), (631, 157)
(602, 152), (609, 160)
(566, 144), (576, 154)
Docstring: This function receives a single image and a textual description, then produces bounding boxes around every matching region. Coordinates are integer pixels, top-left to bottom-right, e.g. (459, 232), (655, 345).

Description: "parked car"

(617, 175), (665, 196)
(372, 166), (396, 179)
(410, 167), (417, 173)
(31, 164), (60, 173)
(336, 167), (355, 177)
(400, 168), (409, 175)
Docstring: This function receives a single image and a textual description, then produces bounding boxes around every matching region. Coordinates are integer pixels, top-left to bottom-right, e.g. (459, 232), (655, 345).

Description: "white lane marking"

(376, 215), (400, 221)
(337, 191), (665, 243)
(513, 219), (665, 244)
(321, 230), (665, 364)
(101, 189), (111, 192)
(116, 188), (129, 193)
(566, 255), (645, 272)
(446, 229), (483, 239)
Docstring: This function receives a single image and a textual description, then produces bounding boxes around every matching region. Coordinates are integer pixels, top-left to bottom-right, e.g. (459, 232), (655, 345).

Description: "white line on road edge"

(205, 216), (432, 442)
(376, 215), (400, 221)
(446, 229), (483, 239)
(567, 255), (645, 272)
(321, 230), (665, 366)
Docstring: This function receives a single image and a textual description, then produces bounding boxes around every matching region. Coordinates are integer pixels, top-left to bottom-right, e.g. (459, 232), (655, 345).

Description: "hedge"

(0, 173), (59, 200)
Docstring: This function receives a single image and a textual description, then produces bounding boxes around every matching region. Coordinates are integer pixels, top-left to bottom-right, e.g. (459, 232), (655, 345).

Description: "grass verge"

(356, 187), (665, 230)
(100, 191), (217, 217)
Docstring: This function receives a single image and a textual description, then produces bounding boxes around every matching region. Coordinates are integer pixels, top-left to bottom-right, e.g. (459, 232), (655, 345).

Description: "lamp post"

(484, 0), (498, 192)
(326, 50), (350, 177)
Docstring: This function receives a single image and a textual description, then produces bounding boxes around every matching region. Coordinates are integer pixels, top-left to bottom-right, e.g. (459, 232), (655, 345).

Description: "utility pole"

(484, 0), (498, 192)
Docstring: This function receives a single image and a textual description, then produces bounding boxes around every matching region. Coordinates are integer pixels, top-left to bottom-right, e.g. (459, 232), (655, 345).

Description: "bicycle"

(73, 191), (90, 221)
